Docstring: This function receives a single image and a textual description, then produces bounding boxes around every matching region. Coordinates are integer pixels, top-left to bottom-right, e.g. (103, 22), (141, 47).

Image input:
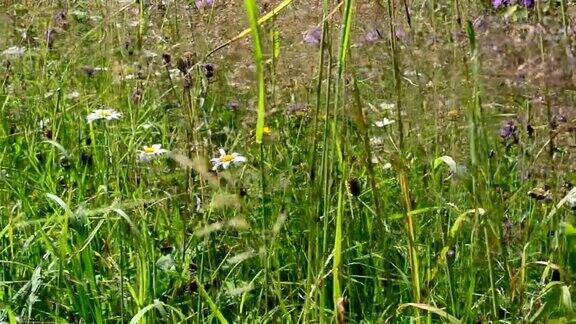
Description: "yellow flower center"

(144, 147), (156, 154)
(263, 126), (272, 135)
(221, 154), (234, 162)
(99, 110), (112, 117)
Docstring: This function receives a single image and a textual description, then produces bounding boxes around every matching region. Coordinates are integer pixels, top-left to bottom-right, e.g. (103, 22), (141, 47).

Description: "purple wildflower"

(195, 0), (215, 9)
(493, 0), (534, 8)
(226, 100), (240, 110)
(364, 28), (382, 43)
(492, 0), (509, 8)
(522, 0), (534, 7)
(303, 27), (322, 45)
(45, 29), (56, 48)
(500, 121), (518, 142)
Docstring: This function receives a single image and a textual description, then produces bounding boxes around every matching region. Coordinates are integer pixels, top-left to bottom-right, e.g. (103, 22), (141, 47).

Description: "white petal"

(152, 144), (162, 150)
(218, 148), (226, 156)
(212, 163), (220, 171)
(373, 118), (395, 128)
(234, 156), (247, 163)
(86, 113), (99, 122)
(210, 158), (220, 164)
(138, 152), (151, 162)
(222, 161), (231, 169)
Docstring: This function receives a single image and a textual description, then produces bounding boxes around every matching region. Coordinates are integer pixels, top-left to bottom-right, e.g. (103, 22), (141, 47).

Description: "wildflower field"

(2, 0), (576, 322)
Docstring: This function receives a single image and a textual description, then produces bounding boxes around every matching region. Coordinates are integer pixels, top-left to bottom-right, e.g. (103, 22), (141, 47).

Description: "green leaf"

(434, 156), (457, 172)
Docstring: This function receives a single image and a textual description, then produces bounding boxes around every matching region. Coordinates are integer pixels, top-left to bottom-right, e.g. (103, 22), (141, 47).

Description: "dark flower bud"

(80, 152), (93, 166)
(44, 128), (53, 139)
(526, 124), (534, 138)
(203, 63), (215, 78)
(162, 53), (171, 65)
(551, 268), (561, 281)
(347, 177), (361, 197)
(239, 187), (247, 198)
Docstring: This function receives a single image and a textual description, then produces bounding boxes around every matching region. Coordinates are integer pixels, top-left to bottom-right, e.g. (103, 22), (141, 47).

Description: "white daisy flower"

(373, 118), (396, 128)
(210, 149), (247, 171)
(137, 144), (168, 162)
(86, 109), (123, 123)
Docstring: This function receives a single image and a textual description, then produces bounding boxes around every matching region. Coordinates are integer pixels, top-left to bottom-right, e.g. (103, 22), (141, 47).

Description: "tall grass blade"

(244, 0), (266, 143)
(398, 303), (461, 324)
(331, 0), (355, 316)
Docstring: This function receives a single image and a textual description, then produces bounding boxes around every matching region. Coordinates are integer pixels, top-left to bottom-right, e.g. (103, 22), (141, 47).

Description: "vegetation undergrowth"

(1, 0), (576, 322)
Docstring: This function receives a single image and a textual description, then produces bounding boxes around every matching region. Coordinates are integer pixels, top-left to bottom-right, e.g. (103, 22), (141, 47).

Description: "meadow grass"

(1, 0), (576, 323)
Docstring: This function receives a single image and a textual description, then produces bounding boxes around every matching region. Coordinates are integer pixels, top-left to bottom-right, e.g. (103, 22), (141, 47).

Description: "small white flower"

(86, 109), (123, 123)
(138, 121), (155, 130)
(370, 137), (384, 146)
(66, 91), (80, 100)
(379, 102), (396, 110)
(143, 50), (158, 59)
(137, 144), (168, 162)
(2, 46), (26, 57)
(210, 149), (247, 171)
(38, 118), (50, 129)
(168, 68), (182, 80)
(373, 118), (396, 128)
